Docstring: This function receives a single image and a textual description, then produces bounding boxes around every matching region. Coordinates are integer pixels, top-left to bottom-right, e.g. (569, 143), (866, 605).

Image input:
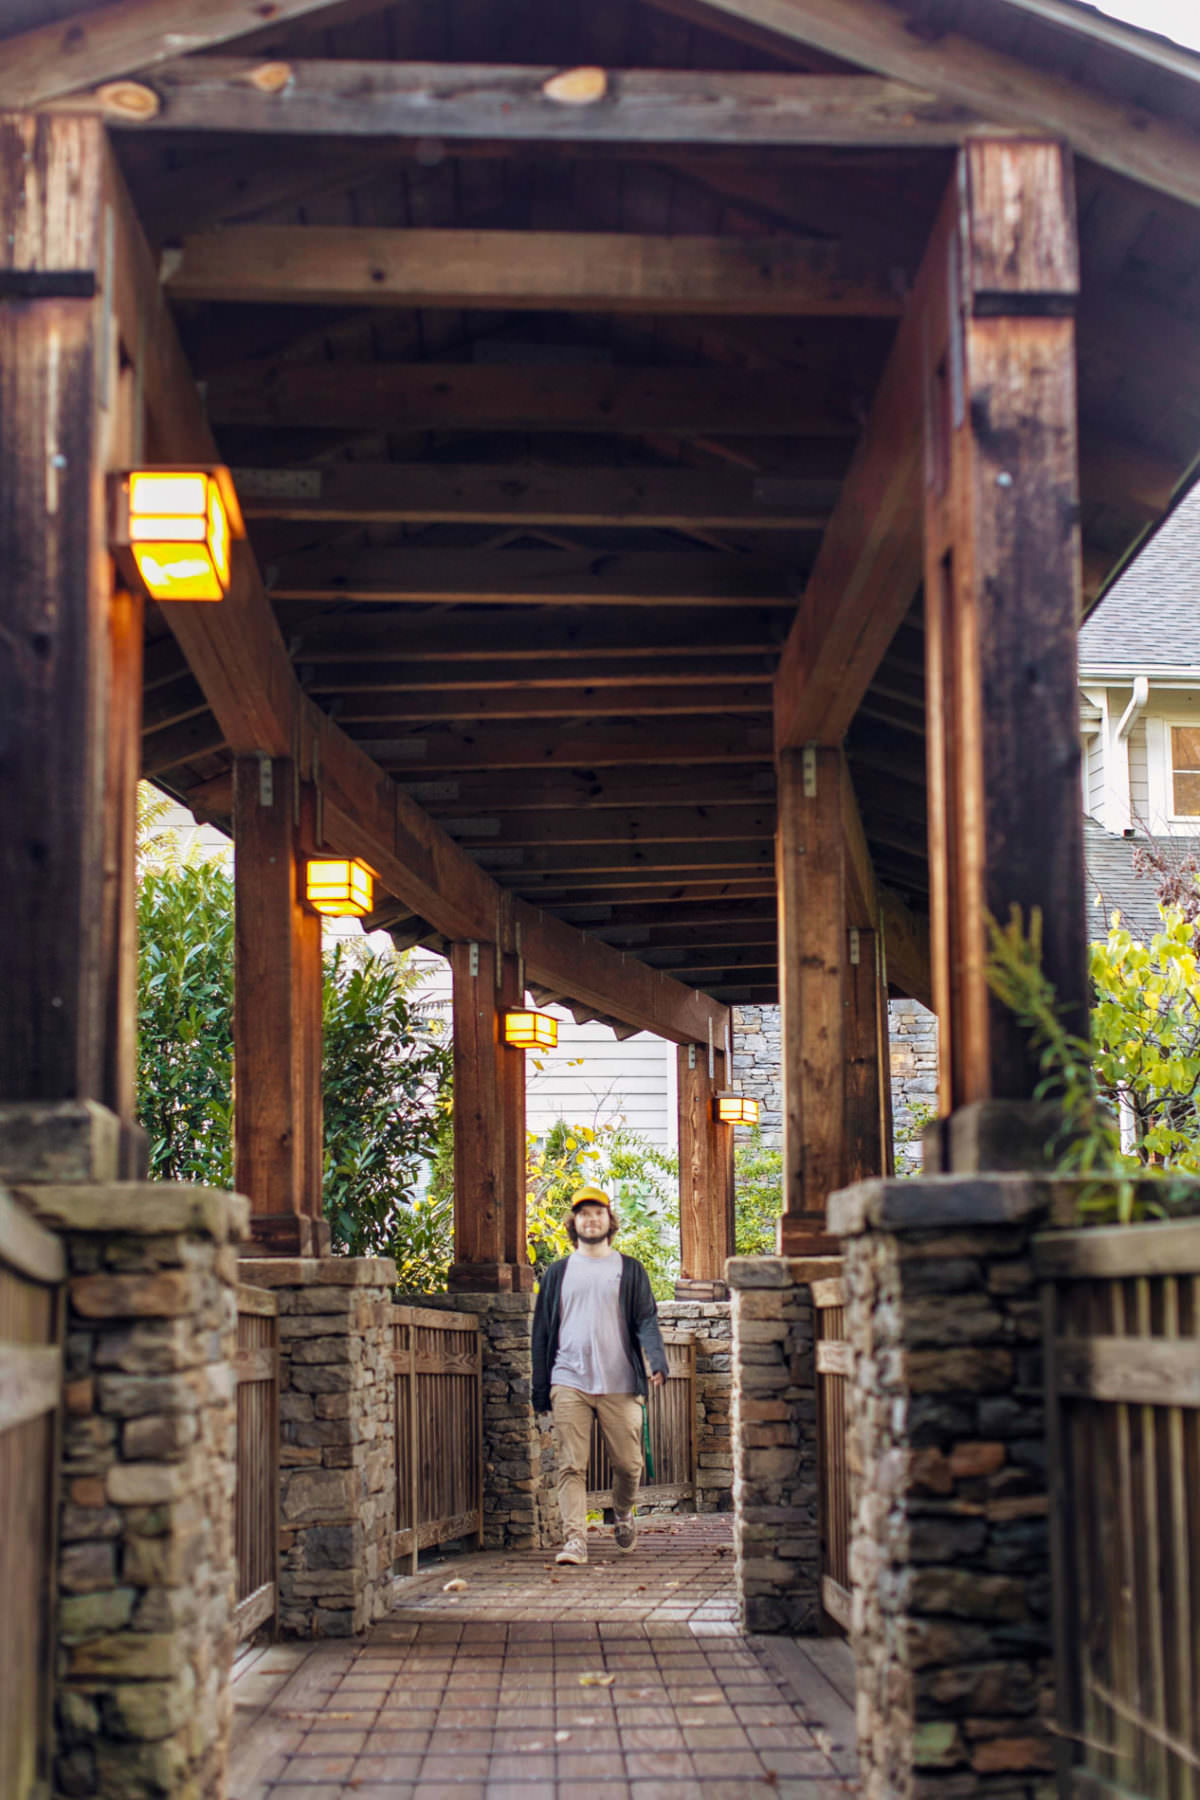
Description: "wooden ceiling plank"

(333, 683), (772, 722)
(474, 841), (774, 875)
(292, 610), (791, 663)
(402, 768), (776, 812)
(236, 460), (832, 531)
(269, 548), (802, 607)
(351, 719), (773, 770)
(103, 138), (727, 1043)
(688, 0), (1200, 211)
(442, 803), (774, 845)
(71, 58), (985, 151)
(207, 361), (861, 435)
(0, 0), (347, 109)
(306, 653), (776, 693)
(166, 224), (905, 315)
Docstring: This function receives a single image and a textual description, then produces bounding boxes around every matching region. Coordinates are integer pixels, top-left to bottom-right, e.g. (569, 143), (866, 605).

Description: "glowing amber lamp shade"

(305, 859), (374, 918)
(503, 1010), (559, 1050)
(120, 468), (244, 601)
(713, 1092), (759, 1126)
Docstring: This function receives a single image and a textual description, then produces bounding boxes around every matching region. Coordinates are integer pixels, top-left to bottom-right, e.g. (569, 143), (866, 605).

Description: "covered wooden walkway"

(227, 1515), (857, 1800)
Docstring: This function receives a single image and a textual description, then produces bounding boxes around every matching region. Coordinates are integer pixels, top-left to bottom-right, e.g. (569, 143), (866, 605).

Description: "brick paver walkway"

(229, 1516), (858, 1800)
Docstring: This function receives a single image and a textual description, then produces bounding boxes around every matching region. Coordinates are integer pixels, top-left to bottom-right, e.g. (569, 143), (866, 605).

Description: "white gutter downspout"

(1112, 677), (1149, 833)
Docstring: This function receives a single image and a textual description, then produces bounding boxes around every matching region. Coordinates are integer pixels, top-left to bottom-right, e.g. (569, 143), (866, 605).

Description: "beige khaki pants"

(550, 1385), (643, 1542)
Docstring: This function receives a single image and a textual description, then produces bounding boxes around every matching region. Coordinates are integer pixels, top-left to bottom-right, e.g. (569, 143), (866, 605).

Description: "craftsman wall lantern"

(503, 1009), (559, 1050)
(712, 1092), (759, 1126)
(305, 859), (374, 918)
(110, 467), (244, 601)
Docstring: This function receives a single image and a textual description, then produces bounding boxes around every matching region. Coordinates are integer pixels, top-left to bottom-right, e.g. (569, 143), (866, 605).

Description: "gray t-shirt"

(550, 1250), (637, 1396)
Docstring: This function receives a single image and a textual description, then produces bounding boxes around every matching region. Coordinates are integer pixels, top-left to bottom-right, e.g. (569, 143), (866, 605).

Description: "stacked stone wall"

(24, 1181), (245, 1800)
(240, 1258), (396, 1635)
(830, 1176), (1054, 1800)
(657, 1298), (732, 1513)
(890, 999), (939, 1174)
(726, 1255), (827, 1633)
(733, 998), (940, 1173)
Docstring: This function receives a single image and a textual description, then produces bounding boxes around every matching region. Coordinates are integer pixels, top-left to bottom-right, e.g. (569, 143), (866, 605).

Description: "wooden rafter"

(349, 720), (773, 771)
(689, 0), (1200, 211)
(771, 165), (946, 749)
(102, 139), (727, 1045)
(206, 360), (860, 435)
(289, 611), (791, 665)
(334, 685), (772, 723)
(164, 225), (906, 315)
(0, 0), (349, 108)
(68, 58), (991, 149)
(267, 549), (802, 608)
(234, 461), (832, 531)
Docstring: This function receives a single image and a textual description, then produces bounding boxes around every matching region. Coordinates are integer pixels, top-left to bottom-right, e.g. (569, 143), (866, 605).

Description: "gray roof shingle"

(1079, 484), (1200, 673)
(1085, 816), (1200, 940)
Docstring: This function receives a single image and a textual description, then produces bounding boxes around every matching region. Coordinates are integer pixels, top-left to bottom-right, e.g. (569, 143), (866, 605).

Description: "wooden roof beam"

(692, 0), (1200, 212)
(772, 156), (952, 749)
(268, 549), (802, 609)
(68, 58), (993, 151)
(234, 461), (833, 532)
(166, 225), (906, 316)
(350, 720), (773, 771)
(334, 685), (771, 723)
(290, 611), (791, 665)
(306, 654), (777, 694)
(0, 0), (347, 108)
(207, 361), (861, 436)
(101, 139), (727, 1046)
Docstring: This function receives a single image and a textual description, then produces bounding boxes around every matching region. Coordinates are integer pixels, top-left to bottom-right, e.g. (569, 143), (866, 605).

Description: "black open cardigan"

(531, 1251), (670, 1414)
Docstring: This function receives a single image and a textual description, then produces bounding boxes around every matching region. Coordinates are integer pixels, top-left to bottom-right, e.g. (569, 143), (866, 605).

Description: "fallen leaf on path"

(442, 1578), (468, 1592)
(578, 1672), (616, 1687)
(687, 1691), (724, 1706)
(554, 1730), (572, 1743)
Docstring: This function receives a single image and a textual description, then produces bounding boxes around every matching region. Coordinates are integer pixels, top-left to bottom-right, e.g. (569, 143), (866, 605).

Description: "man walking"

(532, 1185), (669, 1565)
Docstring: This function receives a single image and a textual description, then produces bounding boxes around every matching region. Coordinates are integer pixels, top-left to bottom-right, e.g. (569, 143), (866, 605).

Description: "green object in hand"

(642, 1397), (655, 1484)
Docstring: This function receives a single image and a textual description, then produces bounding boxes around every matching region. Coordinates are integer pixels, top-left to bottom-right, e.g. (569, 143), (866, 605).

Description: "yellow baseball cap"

(570, 1184), (612, 1211)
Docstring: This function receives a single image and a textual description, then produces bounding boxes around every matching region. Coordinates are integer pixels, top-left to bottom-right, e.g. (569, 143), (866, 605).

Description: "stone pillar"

(17, 1177), (246, 1800)
(829, 1175), (1054, 1800)
(239, 1257), (396, 1635)
(422, 1290), (557, 1550)
(726, 1254), (837, 1633)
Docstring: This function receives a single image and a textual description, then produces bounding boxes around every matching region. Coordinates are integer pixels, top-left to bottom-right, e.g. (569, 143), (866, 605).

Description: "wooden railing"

(0, 1191), (64, 1800)
(587, 1330), (698, 1508)
(234, 1284), (279, 1642)
(813, 1271), (852, 1634)
(392, 1305), (483, 1574)
(1037, 1217), (1200, 1798)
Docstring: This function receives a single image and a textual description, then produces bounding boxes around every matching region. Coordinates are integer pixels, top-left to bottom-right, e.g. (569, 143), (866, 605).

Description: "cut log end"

(542, 66), (608, 107)
(93, 80), (160, 121)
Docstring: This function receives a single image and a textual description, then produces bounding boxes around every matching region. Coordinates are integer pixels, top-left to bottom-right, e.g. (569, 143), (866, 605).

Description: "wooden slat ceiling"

(65, 0), (1200, 1009)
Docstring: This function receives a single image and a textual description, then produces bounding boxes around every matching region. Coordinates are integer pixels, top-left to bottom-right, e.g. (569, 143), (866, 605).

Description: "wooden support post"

(776, 746), (844, 1254)
(676, 1045), (735, 1294)
(923, 141), (1087, 1120)
(233, 755), (326, 1255)
(0, 115), (122, 1115)
(844, 929), (884, 1185)
(448, 941), (532, 1292)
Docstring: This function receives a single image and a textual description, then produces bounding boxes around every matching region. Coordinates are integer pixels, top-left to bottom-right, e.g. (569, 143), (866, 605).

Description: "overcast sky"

(1090, 1), (1200, 53)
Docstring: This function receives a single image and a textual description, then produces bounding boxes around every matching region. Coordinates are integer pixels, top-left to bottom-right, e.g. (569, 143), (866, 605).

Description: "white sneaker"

(555, 1536), (588, 1565)
(613, 1514), (637, 1551)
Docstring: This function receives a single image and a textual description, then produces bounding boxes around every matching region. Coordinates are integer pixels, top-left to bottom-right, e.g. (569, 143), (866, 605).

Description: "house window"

(1171, 726), (1200, 816)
